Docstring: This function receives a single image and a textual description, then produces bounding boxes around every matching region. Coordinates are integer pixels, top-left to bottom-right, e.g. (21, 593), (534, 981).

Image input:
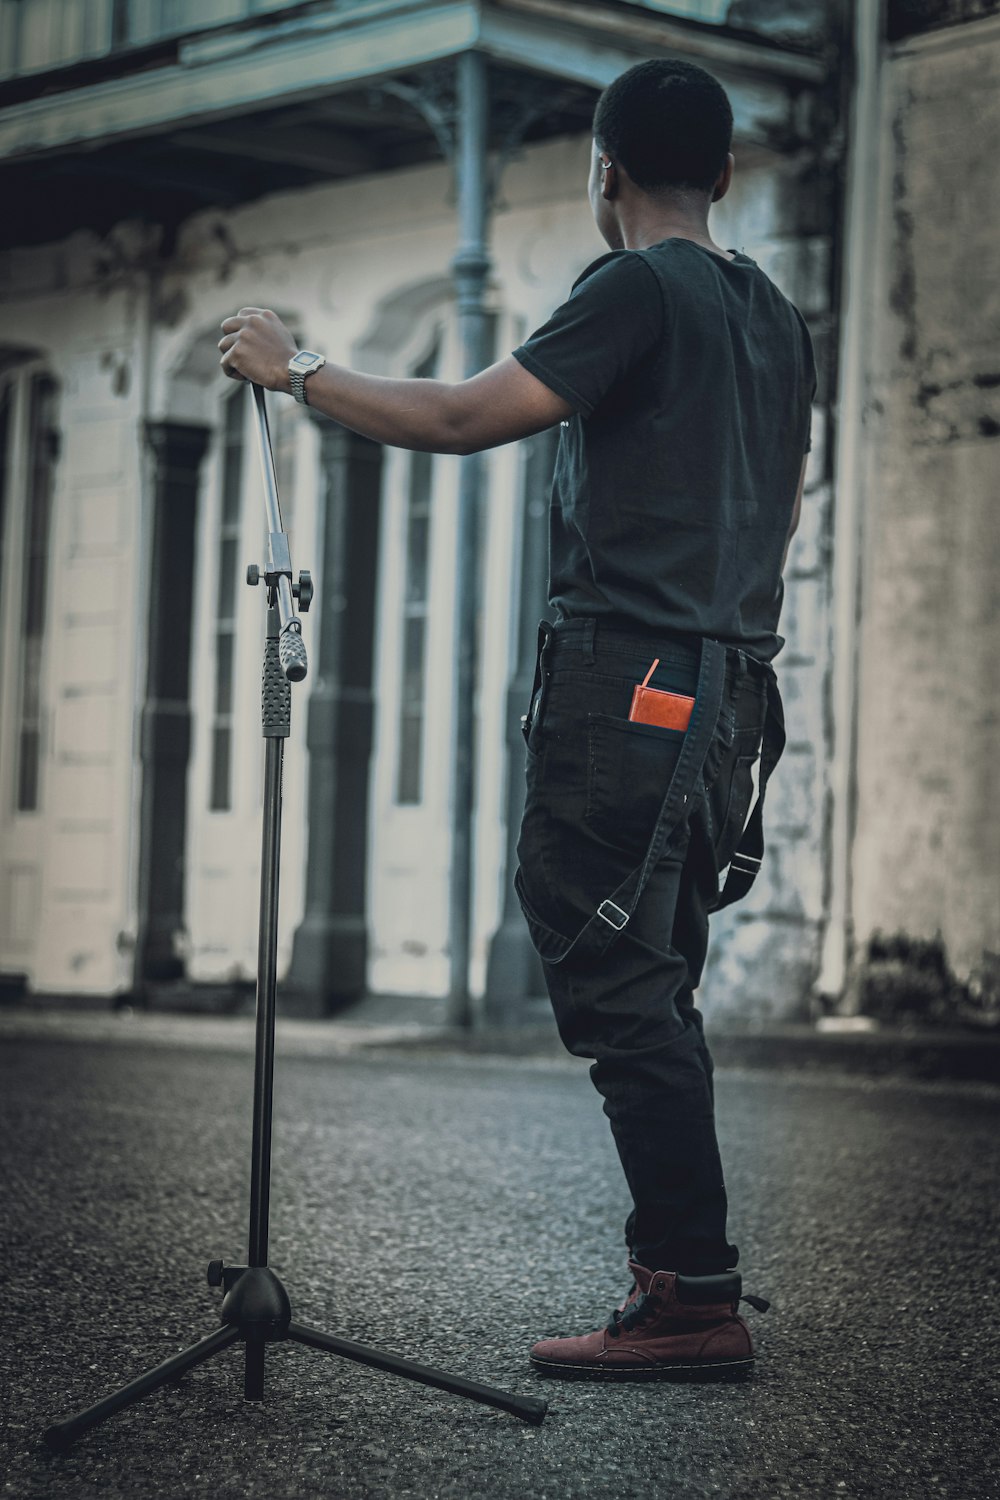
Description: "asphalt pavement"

(1, 1028), (997, 1499)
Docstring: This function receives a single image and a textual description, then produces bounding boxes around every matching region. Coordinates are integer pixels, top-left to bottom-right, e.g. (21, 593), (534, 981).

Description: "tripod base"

(42, 1263), (547, 1450)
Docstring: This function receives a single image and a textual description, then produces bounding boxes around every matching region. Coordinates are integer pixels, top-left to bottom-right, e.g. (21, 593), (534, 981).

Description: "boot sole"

(529, 1355), (754, 1383)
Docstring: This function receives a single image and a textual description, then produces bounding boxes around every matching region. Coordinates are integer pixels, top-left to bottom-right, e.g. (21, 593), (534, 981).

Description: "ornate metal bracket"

(371, 61), (458, 166)
(369, 57), (581, 213)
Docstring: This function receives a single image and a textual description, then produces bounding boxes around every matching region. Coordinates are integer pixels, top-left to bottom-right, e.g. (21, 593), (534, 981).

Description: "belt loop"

(582, 617), (596, 666)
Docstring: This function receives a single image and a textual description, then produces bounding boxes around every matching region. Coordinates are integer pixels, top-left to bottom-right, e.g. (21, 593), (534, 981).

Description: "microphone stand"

(43, 384), (547, 1451)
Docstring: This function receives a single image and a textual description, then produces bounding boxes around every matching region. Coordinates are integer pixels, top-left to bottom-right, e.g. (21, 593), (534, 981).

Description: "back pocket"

(585, 712), (686, 854)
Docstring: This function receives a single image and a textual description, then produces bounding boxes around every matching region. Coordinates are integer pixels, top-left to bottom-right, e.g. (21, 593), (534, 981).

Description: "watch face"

(292, 352), (317, 368)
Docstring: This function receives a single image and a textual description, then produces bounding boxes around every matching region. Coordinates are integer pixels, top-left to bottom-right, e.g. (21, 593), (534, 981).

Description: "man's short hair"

(593, 59), (734, 193)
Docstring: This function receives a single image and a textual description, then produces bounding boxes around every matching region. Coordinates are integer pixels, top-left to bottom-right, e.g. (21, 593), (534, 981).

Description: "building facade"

(0, 0), (995, 1025)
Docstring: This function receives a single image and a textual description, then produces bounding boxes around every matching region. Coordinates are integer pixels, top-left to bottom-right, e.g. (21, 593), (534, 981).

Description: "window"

(15, 374), (58, 813)
(0, 0), (116, 79)
(395, 336), (440, 805)
(209, 386), (244, 811)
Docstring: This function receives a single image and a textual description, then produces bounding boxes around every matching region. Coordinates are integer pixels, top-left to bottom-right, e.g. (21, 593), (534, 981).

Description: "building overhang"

(2, 0), (828, 251)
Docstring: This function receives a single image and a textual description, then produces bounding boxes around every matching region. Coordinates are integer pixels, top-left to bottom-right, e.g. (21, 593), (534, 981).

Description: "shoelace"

(606, 1289), (771, 1338)
(607, 1294), (661, 1337)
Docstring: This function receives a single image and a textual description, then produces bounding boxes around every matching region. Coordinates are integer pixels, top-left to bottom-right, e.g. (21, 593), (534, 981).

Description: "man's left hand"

(219, 308), (297, 391)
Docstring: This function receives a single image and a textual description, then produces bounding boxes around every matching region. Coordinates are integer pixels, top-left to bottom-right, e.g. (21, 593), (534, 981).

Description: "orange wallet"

(629, 658), (695, 731)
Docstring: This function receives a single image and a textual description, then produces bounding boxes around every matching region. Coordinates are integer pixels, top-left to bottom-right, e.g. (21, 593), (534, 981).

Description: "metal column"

(447, 50), (492, 1027)
(483, 428), (557, 1021)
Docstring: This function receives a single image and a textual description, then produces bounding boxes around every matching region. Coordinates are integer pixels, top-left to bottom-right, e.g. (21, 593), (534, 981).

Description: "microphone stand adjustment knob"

(294, 570), (313, 611)
(246, 564), (261, 587)
(207, 1259), (225, 1288)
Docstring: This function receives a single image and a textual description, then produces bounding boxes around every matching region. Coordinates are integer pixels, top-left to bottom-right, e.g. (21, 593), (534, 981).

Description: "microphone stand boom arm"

(42, 384), (546, 1453)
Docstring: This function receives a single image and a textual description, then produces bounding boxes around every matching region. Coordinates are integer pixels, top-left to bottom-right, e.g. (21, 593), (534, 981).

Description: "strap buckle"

(597, 899), (629, 931)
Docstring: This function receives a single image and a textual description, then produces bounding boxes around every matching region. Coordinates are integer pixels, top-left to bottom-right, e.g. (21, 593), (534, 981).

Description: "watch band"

(288, 350), (327, 406)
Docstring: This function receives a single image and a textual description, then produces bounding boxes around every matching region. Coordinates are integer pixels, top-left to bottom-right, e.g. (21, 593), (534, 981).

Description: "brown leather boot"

(530, 1269), (768, 1382)
(615, 1259), (655, 1313)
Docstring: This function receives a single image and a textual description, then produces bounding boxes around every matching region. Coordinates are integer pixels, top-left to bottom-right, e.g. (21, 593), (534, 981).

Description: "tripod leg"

(43, 1324), (242, 1452)
(287, 1322), (547, 1426)
(245, 1341), (266, 1401)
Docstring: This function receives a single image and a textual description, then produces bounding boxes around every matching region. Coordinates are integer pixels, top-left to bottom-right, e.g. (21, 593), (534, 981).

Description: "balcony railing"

(0, 0), (734, 87)
(0, 0), (734, 88)
(0, 0), (308, 81)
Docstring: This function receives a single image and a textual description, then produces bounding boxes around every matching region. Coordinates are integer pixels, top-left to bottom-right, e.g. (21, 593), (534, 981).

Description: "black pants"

(516, 617), (770, 1276)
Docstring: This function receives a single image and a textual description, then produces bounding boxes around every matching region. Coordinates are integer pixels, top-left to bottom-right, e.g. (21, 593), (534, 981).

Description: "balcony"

(0, 0), (745, 83)
(1, 0), (825, 252)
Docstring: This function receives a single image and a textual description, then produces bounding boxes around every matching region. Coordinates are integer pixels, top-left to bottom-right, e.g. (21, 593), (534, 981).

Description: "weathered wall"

(851, 18), (1000, 1010)
(697, 150), (836, 1023)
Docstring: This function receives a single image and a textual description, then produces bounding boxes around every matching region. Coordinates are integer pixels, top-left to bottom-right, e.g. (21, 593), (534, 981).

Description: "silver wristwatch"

(288, 349), (327, 405)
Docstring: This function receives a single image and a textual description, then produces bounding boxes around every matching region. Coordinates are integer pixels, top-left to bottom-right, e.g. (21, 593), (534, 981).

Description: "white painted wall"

(0, 240), (150, 994)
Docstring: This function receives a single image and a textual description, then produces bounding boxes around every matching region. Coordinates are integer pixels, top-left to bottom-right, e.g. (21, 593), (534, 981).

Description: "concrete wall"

(851, 16), (1000, 1012)
(698, 153), (835, 1023)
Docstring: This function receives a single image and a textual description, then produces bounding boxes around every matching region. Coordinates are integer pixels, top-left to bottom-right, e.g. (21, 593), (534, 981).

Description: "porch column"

(484, 429), (557, 1021)
(447, 48), (492, 1027)
(285, 420), (383, 1012)
(134, 421), (210, 990)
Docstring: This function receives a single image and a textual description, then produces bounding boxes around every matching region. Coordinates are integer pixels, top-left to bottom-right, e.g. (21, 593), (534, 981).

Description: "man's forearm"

(219, 309), (573, 453)
(289, 364), (471, 454)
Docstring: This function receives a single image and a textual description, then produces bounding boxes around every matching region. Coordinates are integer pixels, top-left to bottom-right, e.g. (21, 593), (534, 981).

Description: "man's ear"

(600, 159), (619, 200)
(711, 152), (735, 204)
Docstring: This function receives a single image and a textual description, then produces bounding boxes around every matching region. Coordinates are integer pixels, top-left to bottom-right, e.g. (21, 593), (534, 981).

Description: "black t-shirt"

(512, 239), (816, 663)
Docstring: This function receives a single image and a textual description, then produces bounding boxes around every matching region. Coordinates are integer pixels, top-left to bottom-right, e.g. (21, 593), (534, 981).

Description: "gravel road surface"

(1, 1036), (997, 1499)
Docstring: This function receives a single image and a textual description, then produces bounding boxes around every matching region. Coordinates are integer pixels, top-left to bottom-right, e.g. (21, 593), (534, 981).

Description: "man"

(220, 58), (814, 1382)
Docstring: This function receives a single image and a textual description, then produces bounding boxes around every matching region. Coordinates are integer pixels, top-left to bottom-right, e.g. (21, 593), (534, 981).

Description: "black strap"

(714, 665), (785, 912)
(517, 634), (728, 967)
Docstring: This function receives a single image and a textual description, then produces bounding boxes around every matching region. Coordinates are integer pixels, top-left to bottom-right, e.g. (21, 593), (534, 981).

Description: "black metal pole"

(288, 1323), (546, 1425)
(244, 385), (299, 1400)
(251, 383), (308, 682)
(44, 1327), (242, 1452)
(248, 667), (285, 1270)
